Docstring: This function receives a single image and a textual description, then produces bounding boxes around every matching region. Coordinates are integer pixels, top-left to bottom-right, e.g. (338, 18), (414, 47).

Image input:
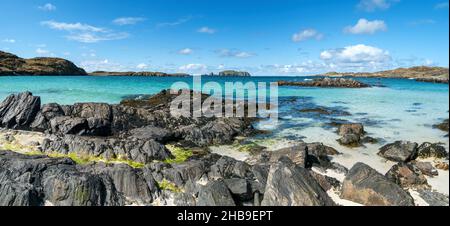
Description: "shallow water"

(1, 75), (449, 194)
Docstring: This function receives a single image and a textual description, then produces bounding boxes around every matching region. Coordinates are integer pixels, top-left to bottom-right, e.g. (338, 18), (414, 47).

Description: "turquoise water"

(0, 75), (449, 146)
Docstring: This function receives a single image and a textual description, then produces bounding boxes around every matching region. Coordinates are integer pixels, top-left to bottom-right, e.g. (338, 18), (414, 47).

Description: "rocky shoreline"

(0, 91), (448, 206)
(318, 66), (449, 84)
(278, 78), (371, 88)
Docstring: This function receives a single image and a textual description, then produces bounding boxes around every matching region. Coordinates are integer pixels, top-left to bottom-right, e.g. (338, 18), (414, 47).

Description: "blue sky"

(0, 0), (448, 75)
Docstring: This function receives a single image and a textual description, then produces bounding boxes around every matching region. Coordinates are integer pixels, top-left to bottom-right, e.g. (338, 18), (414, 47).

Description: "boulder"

(208, 156), (253, 180)
(341, 162), (415, 206)
(385, 162), (428, 188)
(197, 180), (236, 206)
(378, 141), (418, 162)
(261, 157), (335, 206)
(128, 126), (174, 143)
(414, 161), (438, 177)
(337, 134), (361, 147)
(417, 142), (449, 159)
(224, 178), (252, 201)
(30, 103), (65, 131)
(0, 92), (41, 129)
(49, 116), (89, 135)
(338, 123), (365, 136)
(270, 145), (308, 167)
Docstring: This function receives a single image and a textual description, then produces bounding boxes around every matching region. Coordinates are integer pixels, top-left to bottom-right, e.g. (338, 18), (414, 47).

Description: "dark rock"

(416, 189), (449, 206)
(341, 162), (415, 206)
(337, 134), (361, 147)
(30, 103), (65, 132)
(278, 78), (370, 88)
(309, 170), (341, 191)
(269, 145), (307, 167)
(338, 123), (365, 136)
(0, 92), (41, 129)
(49, 116), (89, 135)
(385, 162), (428, 188)
(224, 178), (252, 201)
(128, 126), (174, 143)
(261, 157), (335, 206)
(433, 119), (449, 134)
(209, 156), (253, 180)
(378, 141), (419, 162)
(417, 142), (449, 159)
(361, 136), (378, 144)
(414, 161), (439, 177)
(197, 180), (236, 206)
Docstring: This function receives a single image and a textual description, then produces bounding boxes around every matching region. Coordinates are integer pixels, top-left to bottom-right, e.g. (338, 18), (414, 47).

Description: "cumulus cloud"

(357, 0), (398, 12)
(113, 17), (146, 25)
(178, 48), (193, 55)
(36, 48), (50, 55)
(1, 39), (16, 43)
(292, 29), (323, 42)
(197, 27), (216, 34)
(179, 63), (208, 74)
(320, 44), (391, 70)
(136, 63), (149, 70)
(216, 49), (254, 58)
(344, 19), (387, 34)
(38, 3), (56, 11)
(41, 20), (128, 43)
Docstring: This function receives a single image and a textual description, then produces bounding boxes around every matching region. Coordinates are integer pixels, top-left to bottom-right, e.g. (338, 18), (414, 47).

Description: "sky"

(0, 0), (449, 75)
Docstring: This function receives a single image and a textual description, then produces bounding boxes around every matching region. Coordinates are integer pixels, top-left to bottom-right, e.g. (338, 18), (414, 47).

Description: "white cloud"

(113, 17), (146, 26)
(320, 44), (391, 65)
(36, 48), (50, 55)
(157, 16), (192, 28)
(136, 63), (149, 70)
(178, 48), (193, 55)
(41, 21), (105, 32)
(344, 19), (387, 34)
(435, 2), (449, 9)
(1, 39), (15, 43)
(38, 3), (56, 11)
(179, 63), (208, 74)
(357, 0), (398, 12)
(66, 32), (129, 43)
(42, 20), (129, 43)
(292, 29), (323, 42)
(197, 27), (216, 34)
(217, 49), (254, 58)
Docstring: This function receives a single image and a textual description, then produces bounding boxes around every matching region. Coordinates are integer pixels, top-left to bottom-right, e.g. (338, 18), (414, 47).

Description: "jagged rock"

(269, 145), (307, 167)
(385, 162), (428, 188)
(224, 178), (252, 201)
(378, 141), (418, 162)
(261, 157), (335, 206)
(197, 180), (236, 206)
(417, 142), (449, 159)
(41, 135), (172, 164)
(49, 116), (89, 135)
(341, 162), (415, 206)
(30, 103), (65, 131)
(0, 92), (41, 129)
(208, 156), (253, 180)
(128, 126), (174, 143)
(0, 150), (124, 206)
(414, 161), (438, 177)
(309, 171), (341, 191)
(416, 189), (449, 206)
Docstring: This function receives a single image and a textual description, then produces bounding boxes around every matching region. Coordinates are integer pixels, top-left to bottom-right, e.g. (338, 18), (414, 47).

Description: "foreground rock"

(0, 50), (86, 75)
(278, 78), (370, 88)
(378, 141), (418, 162)
(385, 162), (429, 189)
(0, 92), (40, 129)
(261, 157), (335, 206)
(341, 162), (415, 206)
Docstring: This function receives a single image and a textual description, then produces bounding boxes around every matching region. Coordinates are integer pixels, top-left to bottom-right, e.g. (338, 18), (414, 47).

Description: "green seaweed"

(158, 179), (183, 193)
(164, 145), (193, 164)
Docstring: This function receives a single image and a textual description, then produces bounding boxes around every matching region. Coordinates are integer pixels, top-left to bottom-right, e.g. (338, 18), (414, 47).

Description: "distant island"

(0, 50), (86, 76)
(317, 66), (449, 84)
(202, 70), (251, 77)
(88, 71), (191, 77)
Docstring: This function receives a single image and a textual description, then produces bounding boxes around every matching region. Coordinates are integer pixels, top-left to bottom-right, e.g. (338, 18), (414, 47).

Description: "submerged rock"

(341, 162), (415, 206)
(261, 157), (335, 206)
(378, 141), (418, 162)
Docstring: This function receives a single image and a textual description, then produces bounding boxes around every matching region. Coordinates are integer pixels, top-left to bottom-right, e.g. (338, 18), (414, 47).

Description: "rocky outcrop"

(0, 51), (86, 76)
(278, 78), (370, 88)
(197, 180), (236, 206)
(89, 71), (190, 77)
(261, 157), (335, 206)
(378, 141), (418, 162)
(341, 162), (415, 206)
(319, 66), (449, 84)
(0, 92), (41, 129)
